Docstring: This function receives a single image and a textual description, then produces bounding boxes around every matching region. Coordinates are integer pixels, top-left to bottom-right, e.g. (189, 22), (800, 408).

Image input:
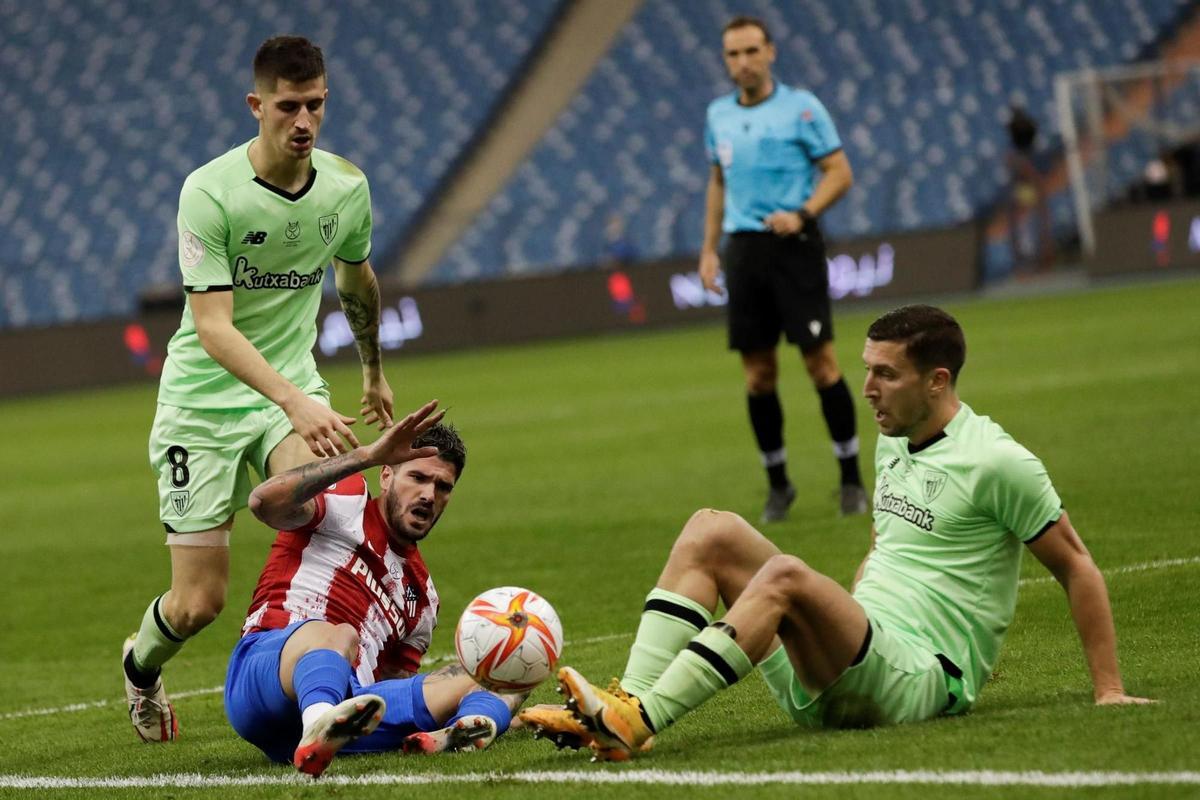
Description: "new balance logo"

(242, 231), (268, 245)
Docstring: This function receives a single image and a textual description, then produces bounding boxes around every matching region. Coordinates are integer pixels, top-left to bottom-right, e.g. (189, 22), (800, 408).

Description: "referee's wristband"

(797, 208), (817, 225)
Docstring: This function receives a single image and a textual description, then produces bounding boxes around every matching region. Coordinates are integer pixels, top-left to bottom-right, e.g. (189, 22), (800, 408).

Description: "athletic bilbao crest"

(169, 490), (190, 516)
(922, 470), (948, 503)
(318, 213), (339, 245)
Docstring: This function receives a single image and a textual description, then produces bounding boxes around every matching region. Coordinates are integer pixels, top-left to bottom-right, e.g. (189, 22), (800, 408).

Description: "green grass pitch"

(1, 277), (1198, 799)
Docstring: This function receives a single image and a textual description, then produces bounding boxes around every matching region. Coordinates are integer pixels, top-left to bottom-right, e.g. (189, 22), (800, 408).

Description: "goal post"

(1056, 59), (1200, 257)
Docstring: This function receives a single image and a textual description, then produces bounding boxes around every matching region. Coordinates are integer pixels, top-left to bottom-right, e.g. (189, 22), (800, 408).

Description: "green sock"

(131, 595), (186, 674)
(620, 588), (713, 695)
(639, 624), (754, 732)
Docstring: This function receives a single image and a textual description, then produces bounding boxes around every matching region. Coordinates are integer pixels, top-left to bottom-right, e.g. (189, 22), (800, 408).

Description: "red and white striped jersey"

(241, 474), (439, 686)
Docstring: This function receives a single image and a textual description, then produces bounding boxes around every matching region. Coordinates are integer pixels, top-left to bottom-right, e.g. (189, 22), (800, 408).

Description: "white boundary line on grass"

(0, 632), (631, 722)
(2, 769), (1199, 789)
(1017, 555), (1200, 586)
(3, 556), (1195, 724)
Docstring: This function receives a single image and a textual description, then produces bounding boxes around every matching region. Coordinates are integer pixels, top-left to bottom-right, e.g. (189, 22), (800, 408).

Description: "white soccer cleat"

(292, 694), (386, 778)
(122, 634), (179, 742)
(401, 714), (499, 754)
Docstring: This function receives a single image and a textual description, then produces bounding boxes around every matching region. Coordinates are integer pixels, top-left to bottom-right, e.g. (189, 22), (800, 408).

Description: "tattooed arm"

(248, 400), (445, 530)
(334, 257), (382, 370)
(334, 257), (394, 429)
(248, 449), (372, 530)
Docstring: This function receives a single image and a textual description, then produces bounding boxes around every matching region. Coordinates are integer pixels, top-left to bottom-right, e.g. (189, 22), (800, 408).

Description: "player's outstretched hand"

(1095, 691), (1157, 706)
(364, 400), (445, 467)
(699, 250), (724, 294)
(283, 393), (361, 458)
(361, 372), (395, 430)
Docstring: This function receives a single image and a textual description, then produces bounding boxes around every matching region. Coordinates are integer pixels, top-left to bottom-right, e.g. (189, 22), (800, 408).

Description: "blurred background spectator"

(1006, 106), (1055, 274)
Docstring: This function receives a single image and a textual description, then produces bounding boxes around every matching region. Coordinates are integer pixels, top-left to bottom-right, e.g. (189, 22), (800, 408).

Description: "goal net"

(1055, 59), (1200, 255)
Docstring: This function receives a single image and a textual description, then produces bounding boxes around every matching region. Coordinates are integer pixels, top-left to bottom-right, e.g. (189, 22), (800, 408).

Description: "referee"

(700, 16), (865, 521)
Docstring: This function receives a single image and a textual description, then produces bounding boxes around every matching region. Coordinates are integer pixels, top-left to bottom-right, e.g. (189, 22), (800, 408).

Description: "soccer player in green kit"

(522, 305), (1152, 761)
(122, 36), (395, 742)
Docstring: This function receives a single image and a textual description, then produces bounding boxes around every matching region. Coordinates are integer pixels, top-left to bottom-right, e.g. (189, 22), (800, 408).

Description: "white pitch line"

(1018, 555), (1200, 587)
(0, 631), (634, 722)
(3, 557), (1195, 724)
(0, 685), (227, 723)
(1, 769), (1199, 789)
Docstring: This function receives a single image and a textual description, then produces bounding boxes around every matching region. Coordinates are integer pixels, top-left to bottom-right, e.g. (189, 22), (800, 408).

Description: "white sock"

(301, 702), (334, 731)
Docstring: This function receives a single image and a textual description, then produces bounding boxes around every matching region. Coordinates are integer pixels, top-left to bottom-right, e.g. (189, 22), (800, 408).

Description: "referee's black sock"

(817, 378), (862, 487)
(747, 392), (789, 488)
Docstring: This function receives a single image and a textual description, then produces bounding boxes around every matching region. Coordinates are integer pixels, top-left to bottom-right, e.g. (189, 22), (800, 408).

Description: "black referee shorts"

(723, 227), (833, 353)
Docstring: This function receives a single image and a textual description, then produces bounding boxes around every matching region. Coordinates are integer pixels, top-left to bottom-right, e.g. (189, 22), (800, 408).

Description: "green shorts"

(148, 388), (330, 534)
(758, 618), (966, 729)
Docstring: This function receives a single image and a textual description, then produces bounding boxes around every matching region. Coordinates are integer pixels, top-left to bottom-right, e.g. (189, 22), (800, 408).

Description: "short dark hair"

(413, 422), (467, 479)
(867, 305), (966, 384)
(723, 15), (772, 44)
(253, 36), (325, 91)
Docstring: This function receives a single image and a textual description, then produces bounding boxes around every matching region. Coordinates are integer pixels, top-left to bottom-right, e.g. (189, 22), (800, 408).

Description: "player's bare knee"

(742, 353), (778, 393)
(682, 507), (724, 532)
(329, 623), (360, 659)
(758, 554), (814, 595)
(802, 351), (840, 387)
(744, 364), (778, 394)
(173, 594), (224, 636)
(814, 367), (841, 388)
(679, 508), (735, 551)
(678, 509), (758, 563)
(299, 621), (359, 659)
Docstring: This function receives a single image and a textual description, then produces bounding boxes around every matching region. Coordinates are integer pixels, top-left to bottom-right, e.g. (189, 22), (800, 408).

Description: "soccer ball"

(454, 586), (563, 693)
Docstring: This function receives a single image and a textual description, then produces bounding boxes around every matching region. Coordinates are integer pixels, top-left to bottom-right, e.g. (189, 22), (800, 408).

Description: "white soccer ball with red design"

(454, 586), (563, 693)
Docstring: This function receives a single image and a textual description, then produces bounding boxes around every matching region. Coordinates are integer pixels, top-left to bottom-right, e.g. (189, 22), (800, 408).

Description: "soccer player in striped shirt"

(523, 305), (1152, 761)
(225, 401), (523, 777)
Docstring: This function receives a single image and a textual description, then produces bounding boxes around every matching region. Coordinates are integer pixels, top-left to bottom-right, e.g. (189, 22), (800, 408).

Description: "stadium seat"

(0, 0), (562, 328)
(433, 0), (1194, 284)
(3, 0), (1194, 325)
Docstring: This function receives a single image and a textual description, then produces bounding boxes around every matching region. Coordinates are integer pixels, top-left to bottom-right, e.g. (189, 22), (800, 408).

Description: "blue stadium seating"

(3, 0), (1195, 326)
(0, 0), (561, 328)
(434, 0), (1194, 283)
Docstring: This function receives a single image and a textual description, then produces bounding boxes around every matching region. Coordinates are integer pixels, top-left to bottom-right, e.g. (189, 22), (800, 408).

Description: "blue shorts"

(224, 620), (439, 763)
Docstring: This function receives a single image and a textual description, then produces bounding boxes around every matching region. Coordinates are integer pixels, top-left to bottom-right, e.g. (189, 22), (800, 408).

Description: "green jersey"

(158, 140), (373, 409)
(853, 403), (1062, 708)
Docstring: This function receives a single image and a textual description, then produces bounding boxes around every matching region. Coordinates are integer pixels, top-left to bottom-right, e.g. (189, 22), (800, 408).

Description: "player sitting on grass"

(522, 305), (1152, 761)
(224, 401), (524, 777)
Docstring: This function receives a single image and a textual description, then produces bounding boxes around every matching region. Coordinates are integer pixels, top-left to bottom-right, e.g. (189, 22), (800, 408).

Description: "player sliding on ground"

(224, 401), (524, 777)
(522, 305), (1152, 761)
